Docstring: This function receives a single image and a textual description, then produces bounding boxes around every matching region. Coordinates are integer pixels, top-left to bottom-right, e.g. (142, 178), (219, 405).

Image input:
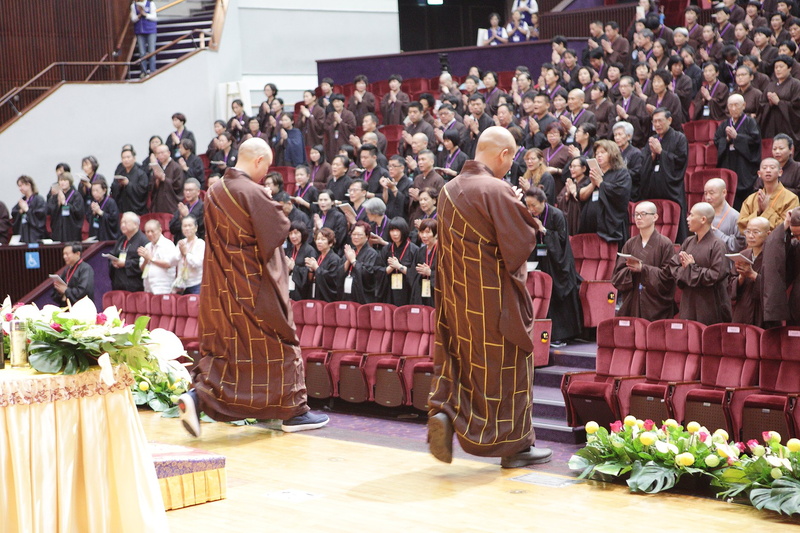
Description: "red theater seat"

(683, 120), (718, 144)
(411, 311), (437, 411)
(526, 270), (553, 367)
(762, 138), (774, 159)
(175, 294), (200, 352)
(292, 300), (325, 352)
(685, 168), (737, 210)
(124, 291), (151, 326)
(624, 319), (705, 423)
(562, 317), (649, 428)
(102, 290), (129, 314)
(302, 301), (360, 400)
(149, 293), (178, 332)
(628, 199), (681, 242)
(570, 234), (618, 328)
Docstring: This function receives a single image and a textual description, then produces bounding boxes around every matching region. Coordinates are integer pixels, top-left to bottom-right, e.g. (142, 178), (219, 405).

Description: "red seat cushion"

(743, 394), (789, 410)
(685, 389), (725, 403)
(630, 382), (668, 397)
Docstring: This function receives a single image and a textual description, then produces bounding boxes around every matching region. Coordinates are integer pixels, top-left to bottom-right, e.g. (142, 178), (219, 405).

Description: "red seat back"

(687, 142), (703, 172)
(526, 270), (552, 319)
(685, 168), (737, 208)
(628, 199), (681, 242)
(292, 300), (324, 348)
(391, 305), (434, 357)
(497, 71), (515, 91)
(175, 294), (200, 339)
(355, 303), (396, 353)
(149, 293), (178, 332)
(700, 323), (762, 388)
(570, 234), (617, 281)
(762, 137), (774, 159)
(381, 125), (404, 141)
(124, 291), (151, 325)
(321, 301), (359, 350)
(684, 119), (718, 143)
(270, 166), (297, 195)
(758, 326), (800, 394)
(595, 317), (649, 378)
(102, 290), (129, 313)
(644, 319), (705, 382)
(405, 77), (429, 94)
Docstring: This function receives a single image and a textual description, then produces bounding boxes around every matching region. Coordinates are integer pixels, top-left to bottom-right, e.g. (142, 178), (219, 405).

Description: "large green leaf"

(595, 462), (630, 477)
(28, 349), (64, 374)
(627, 461), (679, 493)
(751, 478), (800, 515)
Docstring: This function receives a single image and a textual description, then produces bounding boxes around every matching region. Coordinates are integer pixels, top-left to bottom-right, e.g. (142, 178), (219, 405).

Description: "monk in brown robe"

(428, 127), (552, 468)
(178, 138), (329, 437)
(762, 208), (800, 326)
(668, 202), (733, 325)
(730, 217), (770, 326)
(612, 201), (676, 320)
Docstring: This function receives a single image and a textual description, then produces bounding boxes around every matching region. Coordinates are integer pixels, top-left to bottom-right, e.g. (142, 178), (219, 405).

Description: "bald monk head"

(703, 178), (728, 210)
(474, 126), (517, 179)
(567, 89), (585, 112)
(235, 137), (273, 184)
(727, 93), (745, 119)
(411, 132), (429, 154)
(687, 201), (715, 236)
(633, 201), (659, 231)
(788, 207), (800, 237)
(745, 216), (770, 251)
(758, 158), (782, 187)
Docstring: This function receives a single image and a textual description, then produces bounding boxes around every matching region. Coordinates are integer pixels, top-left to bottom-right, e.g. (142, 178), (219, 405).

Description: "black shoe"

(550, 340), (567, 348)
(178, 390), (201, 437)
(500, 446), (553, 468)
(281, 411), (330, 433)
(428, 412), (454, 464)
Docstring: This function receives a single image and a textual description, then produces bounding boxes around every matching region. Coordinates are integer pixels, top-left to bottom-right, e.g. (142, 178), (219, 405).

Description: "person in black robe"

(47, 173), (85, 242)
(758, 55), (800, 150)
(112, 148), (149, 216)
(616, 77), (650, 149)
(226, 99), (249, 145)
(645, 70), (686, 133)
(327, 155), (353, 204)
(168, 178), (205, 243)
(714, 94), (762, 209)
(578, 140), (631, 246)
(109, 212), (148, 292)
(313, 190), (347, 255)
(340, 221), (380, 304)
(668, 202), (733, 325)
(306, 227), (343, 302)
(525, 188), (583, 343)
(11, 175), (47, 243)
(290, 165), (319, 220)
(613, 121), (645, 202)
(87, 178), (120, 241)
(286, 220), (317, 301)
(51, 243), (94, 306)
(761, 208), (800, 326)
(640, 108), (690, 242)
(410, 219), (437, 306)
(376, 218), (418, 306)
(691, 61), (730, 121)
(0, 201), (11, 245)
(275, 192), (312, 243)
(729, 216), (769, 326)
(381, 156), (412, 220)
(177, 139), (205, 190)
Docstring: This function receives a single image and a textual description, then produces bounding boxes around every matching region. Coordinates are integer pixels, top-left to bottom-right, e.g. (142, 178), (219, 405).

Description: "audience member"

(507, 9), (532, 43)
(131, 0), (157, 76)
(669, 202), (733, 325)
(762, 208), (800, 326)
(78, 155), (105, 206)
(613, 121), (645, 201)
(347, 75), (376, 124)
(324, 94), (357, 161)
(730, 216), (770, 326)
(313, 189), (347, 254)
(150, 144), (185, 214)
(770, 134), (800, 195)
(47, 172), (85, 242)
(738, 157), (800, 230)
(210, 132), (238, 176)
(735, 65), (763, 116)
(172, 215), (204, 295)
(481, 12), (509, 46)
(205, 120), (226, 160)
(646, 70), (686, 132)
(51, 243), (94, 306)
(168, 178), (204, 242)
(692, 62), (730, 121)
(285, 220), (317, 300)
(557, 157), (588, 235)
(381, 156), (412, 220)
(290, 164), (319, 219)
(306, 227), (342, 302)
(358, 144), (388, 196)
(337, 221), (378, 303)
(579, 140), (631, 245)
(612, 201), (676, 320)
(436, 129), (468, 180)
(520, 148), (556, 204)
(705, 177), (746, 253)
(759, 55), (800, 147)
(109, 212), (148, 291)
(407, 151), (444, 222)
(714, 94), (762, 209)
(411, 218), (437, 306)
(138, 219), (178, 295)
(308, 144), (332, 190)
(327, 155), (353, 203)
(87, 178), (120, 241)
(226, 99), (249, 145)
(274, 113), (306, 167)
(176, 139), (204, 189)
(11, 175), (47, 243)
(165, 113), (196, 161)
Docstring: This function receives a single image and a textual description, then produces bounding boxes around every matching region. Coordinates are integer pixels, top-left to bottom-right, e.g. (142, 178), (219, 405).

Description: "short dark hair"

(264, 82), (278, 95)
(363, 112), (379, 125)
(359, 143), (378, 158)
(64, 242), (83, 254)
(774, 133), (794, 148)
(388, 74), (403, 83)
(56, 162), (71, 172)
(525, 187), (547, 203)
(274, 191), (291, 203)
(443, 129), (461, 147)
(408, 101), (423, 111)
(354, 74), (369, 85)
(468, 93), (486, 103)
(180, 138), (195, 153)
(172, 112), (187, 124)
(350, 179), (367, 192)
(606, 21), (619, 30)
(653, 107), (672, 119)
(330, 93), (345, 103)
(289, 220), (308, 243)
(321, 77), (334, 86)
(387, 217), (410, 243)
(418, 218), (438, 237)
(316, 227), (336, 246)
(552, 35), (568, 46)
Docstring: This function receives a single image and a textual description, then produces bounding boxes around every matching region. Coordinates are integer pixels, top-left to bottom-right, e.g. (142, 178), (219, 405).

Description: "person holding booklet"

(728, 216), (770, 326)
(51, 243), (94, 306)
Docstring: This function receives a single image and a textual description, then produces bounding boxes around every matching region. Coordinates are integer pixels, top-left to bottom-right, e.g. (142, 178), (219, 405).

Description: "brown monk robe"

(428, 127), (552, 468)
(668, 202), (733, 325)
(180, 138), (328, 436)
(729, 217), (769, 327)
(762, 208), (800, 326)
(612, 201), (676, 321)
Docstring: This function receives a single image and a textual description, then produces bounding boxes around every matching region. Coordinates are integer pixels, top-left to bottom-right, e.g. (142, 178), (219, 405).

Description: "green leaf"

(568, 454), (592, 472)
(161, 406), (180, 418)
(627, 461), (679, 493)
(148, 397), (169, 412)
(751, 477), (800, 515)
(595, 462), (629, 477)
(28, 350), (64, 374)
(132, 389), (149, 405)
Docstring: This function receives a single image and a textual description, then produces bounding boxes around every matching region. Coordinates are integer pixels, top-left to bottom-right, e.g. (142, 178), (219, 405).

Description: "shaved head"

(792, 207), (800, 226)
(705, 178), (727, 192)
(636, 201), (657, 213)
(749, 216), (770, 232)
(236, 137), (273, 183)
(728, 93), (744, 106)
(475, 126), (517, 178)
(691, 202), (715, 223)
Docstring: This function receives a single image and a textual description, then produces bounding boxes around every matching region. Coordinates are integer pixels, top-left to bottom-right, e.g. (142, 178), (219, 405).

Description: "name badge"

(703, 105), (710, 117)
(92, 219), (100, 229)
(729, 144), (735, 151)
(591, 190), (600, 202)
(61, 205), (70, 217)
(21, 214), (27, 225)
(513, 35), (520, 42)
(536, 247), (548, 257)
(141, 264), (150, 279)
(654, 164), (660, 173)
(391, 273), (403, 290)
(334, 131), (339, 140)
(421, 278), (431, 298)
(118, 252), (127, 263)
(288, 277), (296, 291)
(344, 275), (354, 294)
(312, 283), (316, 298)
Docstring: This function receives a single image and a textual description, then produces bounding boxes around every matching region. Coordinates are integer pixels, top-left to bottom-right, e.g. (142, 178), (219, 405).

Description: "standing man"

(668, 202), (732, 325)
(109, 212), (148, 292)
(179, 138), (329, 437)
(738, 158), (799, 231)
(52, 243), (94, 306)
(730, 217), (770, 327)
(150, 144), (185, 214)
(611, 201), (676, 321)
(138, 219), (178, 295)
(714, 94), (761, 209)
(704, 178), (746, 253)
(428, 127), (552, 468)
(131, 0), (157, 76)
(168, 177), (204, 243)
(762, 208), (800, 326)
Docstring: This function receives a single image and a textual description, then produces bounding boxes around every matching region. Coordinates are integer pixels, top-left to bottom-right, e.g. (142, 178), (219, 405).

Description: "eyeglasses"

(387, 164), (404, 168)
(347, 188), (362, 193)
(743, 229), (764, 236)
(633, 212), (657, 218)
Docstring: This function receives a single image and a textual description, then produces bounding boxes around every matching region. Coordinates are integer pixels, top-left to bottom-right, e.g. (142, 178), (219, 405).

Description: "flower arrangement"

(570, 417), (800, 516)
(1, 296), (191, 414)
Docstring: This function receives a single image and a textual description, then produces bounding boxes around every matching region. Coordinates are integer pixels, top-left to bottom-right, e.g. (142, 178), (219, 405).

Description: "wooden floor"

(138, 411), (800, 533)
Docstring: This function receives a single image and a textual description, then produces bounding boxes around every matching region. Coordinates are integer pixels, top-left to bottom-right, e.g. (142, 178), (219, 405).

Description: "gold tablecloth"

(0, 365), (169, 533)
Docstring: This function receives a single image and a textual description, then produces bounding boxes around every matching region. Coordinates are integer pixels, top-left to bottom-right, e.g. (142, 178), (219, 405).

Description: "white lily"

(12, 303), (41, 322)
(40, 305), (61, 323)
(1, 295), (11, 315)
(147, 328), (187, 361)
(101, 306), (122, 325)
(655, 440), (679, 454)
(58, 297), (98, 323)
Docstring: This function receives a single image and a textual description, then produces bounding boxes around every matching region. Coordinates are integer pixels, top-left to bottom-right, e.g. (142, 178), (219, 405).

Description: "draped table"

(0, 365), (169, 532)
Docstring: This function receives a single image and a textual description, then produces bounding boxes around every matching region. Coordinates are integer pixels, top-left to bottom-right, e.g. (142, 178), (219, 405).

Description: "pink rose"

(4, 313), (12, 321)
(610, 421), (623, 433)
(763, 431), (772, 443)
(747, 439), (760, 451)
(96, 313), (107, 326)
(50, 323), (63, 332)
(643, 419), (655, 431)
(735, 442), (746, 453)
(698, 431), (710, 443)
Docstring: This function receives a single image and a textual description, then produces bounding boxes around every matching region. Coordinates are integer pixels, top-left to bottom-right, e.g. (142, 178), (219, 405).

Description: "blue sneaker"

(178, 390), (201, 437)
(280, 411), (330, 433)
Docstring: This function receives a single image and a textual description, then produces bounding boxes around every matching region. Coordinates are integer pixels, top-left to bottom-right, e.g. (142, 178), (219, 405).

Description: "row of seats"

(562, 317), (800, 442)
(101, 291), (200, 353)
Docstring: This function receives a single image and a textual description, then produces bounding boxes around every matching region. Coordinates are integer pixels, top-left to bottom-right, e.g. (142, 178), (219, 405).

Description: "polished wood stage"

(137, 411), (800, 532)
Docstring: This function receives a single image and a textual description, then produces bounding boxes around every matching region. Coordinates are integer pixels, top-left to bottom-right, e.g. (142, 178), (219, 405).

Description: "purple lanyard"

(99, 195), (110, 210)
(546, 144), (564, 165)
(487, 87), (498, 100)
(321, 213), (328, 224)
(65, 189), (75, 204)
(730, 115), (746, 131)
(377, 216), (388, 236)
(311, 165), (319, 181)
(707, 80), (720, 97)
(297, 183), (312, 198)
(642, 79), (649, 93)
(355, 205), (365, 220)
(446, 148), (461, 168)
(623, 98), (631, 112)
(571, 108), (585, 123)
(175, 129), (184, 140)
(513, 146), (525, 162)
(363, 168), (374, 182)
(445, 120), (456, 131)
(537, 204), (549, 242)
(187, 199), (199, 212)
(645, 48), (654, 60)
(721, 22), (732, 36)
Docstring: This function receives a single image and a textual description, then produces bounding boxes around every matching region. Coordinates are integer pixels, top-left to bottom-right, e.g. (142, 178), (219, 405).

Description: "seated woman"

(436, 129), (468, 180)
(173, 215), (205, 295)
(576, 140), (632, 246)
(286, 220), (317, 300)
(556, 157), (589, 235)
(273, 113), (306, 167)
(306, 227), (343, 302)
(47, 172), (85, 242)
(291, 164), (319, 219)
(87, 178), (120, 241)
(11, 175), (47, 243)
(411, 219), (437, 306)
(309, 144), (332, 190)
(339, 221), (380, 303)
(377, 217), (419, 306)
(242, 117), (268, 143)
(520, 148), (556, 204)
(313, 190), (347, 255)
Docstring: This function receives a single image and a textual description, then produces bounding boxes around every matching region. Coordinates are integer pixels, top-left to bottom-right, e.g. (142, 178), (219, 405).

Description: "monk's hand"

(531, 216), (545, 233)
(313, 213), (321, 228)
(616, 104), (628, 120)
(511, 186), (524, 202)
(757, 189), (768, 213)
(700, 86), (711, 101)
(767, 92), (780, 105)
(602, 39), (613, 53)
(649, 137), (662, 155)
(408, 187), (420, 201)
(405, 156), (417, 171)
(679, 251), (694, 267)
(626, 257), (643, 272)
(301, 105), (310, 118)
(567, 145), (580, 158)
(54, 280), (67, 294)
(735, 260), (755, 279)
(648, 57), (658, 72)
(559, 115), (573, 129)
(725, 125), (737, 140)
